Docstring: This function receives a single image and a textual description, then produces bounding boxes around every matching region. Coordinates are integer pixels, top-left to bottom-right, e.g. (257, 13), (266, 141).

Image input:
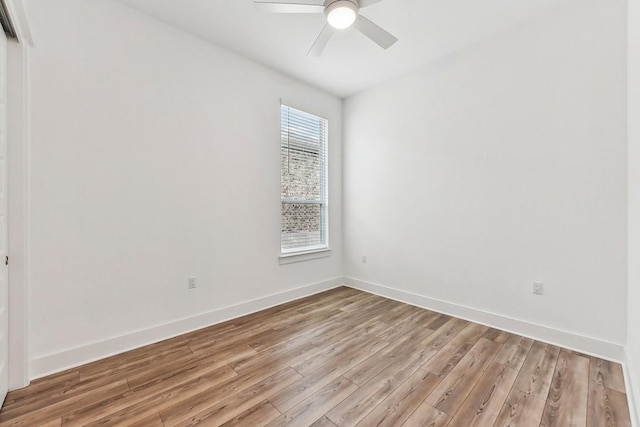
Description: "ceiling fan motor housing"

(324, 0), (359, 29)
(324, 0), (359, 7)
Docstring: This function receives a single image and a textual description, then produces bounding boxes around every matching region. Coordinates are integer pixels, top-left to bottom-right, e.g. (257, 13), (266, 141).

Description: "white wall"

(24, 0), (343, 377)
(344, 0), (628, 356)
(627, 0), (640, 423)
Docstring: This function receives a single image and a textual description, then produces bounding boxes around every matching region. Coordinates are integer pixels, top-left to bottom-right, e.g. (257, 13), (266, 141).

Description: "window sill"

(279, 248), (332, 265)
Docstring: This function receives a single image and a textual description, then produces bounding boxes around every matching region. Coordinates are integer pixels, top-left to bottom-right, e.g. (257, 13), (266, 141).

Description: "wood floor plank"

(483, 328), (511, 344)
(248, 310), (345, 352)
(167, 368), (302, 427)
(310, 416), (338, 427)
(587, 357), (631, 427)
(540, 349), (590, 427)
(402, 402), (450, 427)
(175, 323), (238, 347)
(376, 310), (441, 343)
(64, 365), (238, 426)
(33, 418), (62, 427)
(0, 379), (129, 427)
(338, 297), (394, 320)
(306, 312), (390, 349)
(493, 388), (547, 427)
(419, 317), (469, 354)
(267, 376), (357, 426)
(586, 386), (630, 427)
(1, 371), (79, 411)
(338, 293), (382, 313)
(188, 323), (275, 354)
(0, 372), (126, 421)
(421, 313), (454, 332)
(511, 340), (560, 400)
(589, 357), (627, 395)
(220, 400), (281, 427)
(158, 366), (295, 426)
(356, 368), (440, 427)
(296, 293), (356, 315)
(265, 304), (350, 335)
(446, 361), (519, 426)
(126, 344), (254, 391)
(423, 322), (489, 377)
(292, 323), (390, 376)
(125, 412), (165, 427)
(269, 337), (392, 413)
(79, 342), (193, 383)
(492, 335), (534, 371)
(268, 363), (351, 414)
(343, 323), (435, 387)
(424, 337), (500, 416)
(378, 302), (424, 325)
(235, 342), (322, 378)
(0, 288), (630, 427)
(327, 344), (435, 426)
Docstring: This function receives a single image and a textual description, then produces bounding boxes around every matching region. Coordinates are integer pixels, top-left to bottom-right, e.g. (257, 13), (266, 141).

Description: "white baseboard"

(29, 277), (344, 380)
(344, 277), (625, 362)
(625, 347), (640, 427)
(29, 275), (628, 386)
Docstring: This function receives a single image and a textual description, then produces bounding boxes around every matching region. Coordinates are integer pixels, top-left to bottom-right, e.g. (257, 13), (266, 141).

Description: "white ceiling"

(116, 0), (571, 98)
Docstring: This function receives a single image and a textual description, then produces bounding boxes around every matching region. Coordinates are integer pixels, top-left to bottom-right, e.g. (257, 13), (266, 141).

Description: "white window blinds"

(281, 105), (329, 253)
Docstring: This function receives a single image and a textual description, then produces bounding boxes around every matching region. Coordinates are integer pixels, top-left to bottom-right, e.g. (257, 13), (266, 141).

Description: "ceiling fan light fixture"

(326, 0), (358, 29)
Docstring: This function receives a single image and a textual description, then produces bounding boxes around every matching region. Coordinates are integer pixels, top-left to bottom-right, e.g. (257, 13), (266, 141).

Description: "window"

(280, 104), (329, 255)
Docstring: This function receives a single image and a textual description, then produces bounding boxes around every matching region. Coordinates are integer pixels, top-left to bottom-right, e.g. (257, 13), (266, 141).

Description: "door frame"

(5, 0), (31, 390)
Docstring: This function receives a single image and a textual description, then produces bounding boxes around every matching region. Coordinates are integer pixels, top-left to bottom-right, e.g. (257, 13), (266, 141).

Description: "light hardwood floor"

(0, 287), (631, 426)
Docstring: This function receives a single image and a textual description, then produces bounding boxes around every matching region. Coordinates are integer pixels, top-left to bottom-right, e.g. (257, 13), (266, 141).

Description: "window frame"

(279, 104), (330, 258)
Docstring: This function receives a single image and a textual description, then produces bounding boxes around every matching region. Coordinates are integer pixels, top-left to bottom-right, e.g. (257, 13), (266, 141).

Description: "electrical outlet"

(362, 255), (367, 263)
(532, 281), (543, 295)
(188, 277), (197, 289)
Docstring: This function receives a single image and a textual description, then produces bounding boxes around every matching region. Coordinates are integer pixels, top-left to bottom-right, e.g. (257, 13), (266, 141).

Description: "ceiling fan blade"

(254, 0), (324, 13)
(358, 0), (384, 8)
(307, 24), (334, 57)
(353, 15), (398, 49)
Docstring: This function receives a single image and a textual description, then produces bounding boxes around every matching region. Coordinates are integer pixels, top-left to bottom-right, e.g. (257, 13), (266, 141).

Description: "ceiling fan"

(254, 0), (398, 57)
